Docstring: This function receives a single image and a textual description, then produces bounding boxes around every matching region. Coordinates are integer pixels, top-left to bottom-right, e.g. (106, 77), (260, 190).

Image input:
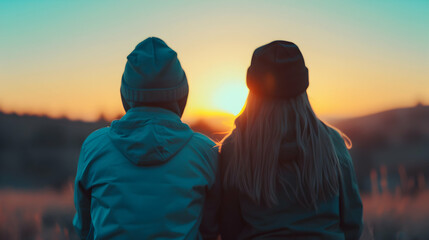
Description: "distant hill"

(334, 104), (429, 144)
(0, 112), (108, 189)
(333, 104), (429, 192)
(1, 105), (428, 193)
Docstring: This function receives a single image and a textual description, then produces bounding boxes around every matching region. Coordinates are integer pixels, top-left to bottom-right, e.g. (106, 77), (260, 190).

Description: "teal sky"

(0, 0), (428, 121)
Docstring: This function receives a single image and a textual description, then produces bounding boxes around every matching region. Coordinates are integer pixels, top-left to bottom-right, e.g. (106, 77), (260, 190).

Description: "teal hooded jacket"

(73, 107), (218, 240)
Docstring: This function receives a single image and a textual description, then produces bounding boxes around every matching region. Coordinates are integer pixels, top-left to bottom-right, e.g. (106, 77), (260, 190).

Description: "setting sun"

(212, 81), (249, 116)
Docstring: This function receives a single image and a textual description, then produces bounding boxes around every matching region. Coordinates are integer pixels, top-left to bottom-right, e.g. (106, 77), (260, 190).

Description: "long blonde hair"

(222, 92), (350, 208)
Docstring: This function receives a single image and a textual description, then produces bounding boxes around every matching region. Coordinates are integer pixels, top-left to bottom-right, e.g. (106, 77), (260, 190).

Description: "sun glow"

(212, 82), (249, 116)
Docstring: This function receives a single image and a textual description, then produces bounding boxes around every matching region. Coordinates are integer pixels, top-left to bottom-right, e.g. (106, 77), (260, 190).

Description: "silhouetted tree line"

(1, 104), (429, 193)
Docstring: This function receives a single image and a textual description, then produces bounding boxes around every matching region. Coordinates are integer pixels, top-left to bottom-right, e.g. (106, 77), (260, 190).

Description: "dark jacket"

(73, 107), (218, 240)
(218, 127), (363, 240)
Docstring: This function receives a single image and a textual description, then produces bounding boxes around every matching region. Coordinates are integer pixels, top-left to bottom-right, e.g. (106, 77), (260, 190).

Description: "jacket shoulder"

(76, 127), (110, 182)
(191, 132), (218, 149)
(188, 132), (219, 186)
(326, 126), (353, 167)
(189, 132), (219, 165)
(82, 127), (110, 150)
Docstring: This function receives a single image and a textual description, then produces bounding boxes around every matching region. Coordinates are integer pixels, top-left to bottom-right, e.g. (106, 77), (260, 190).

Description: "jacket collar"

(121, 106), (181, 122)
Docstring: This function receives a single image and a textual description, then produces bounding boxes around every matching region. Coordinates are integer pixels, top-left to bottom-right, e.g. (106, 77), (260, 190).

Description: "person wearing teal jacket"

(217, 41), (363, 239)
(73, 37), (219, 240)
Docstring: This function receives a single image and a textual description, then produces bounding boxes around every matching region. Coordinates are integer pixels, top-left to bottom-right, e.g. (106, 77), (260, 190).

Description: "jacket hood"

(108, 107), (194, 166)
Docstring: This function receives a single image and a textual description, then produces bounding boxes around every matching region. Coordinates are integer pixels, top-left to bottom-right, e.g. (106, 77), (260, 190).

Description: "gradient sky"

(1, 0), (428, 123)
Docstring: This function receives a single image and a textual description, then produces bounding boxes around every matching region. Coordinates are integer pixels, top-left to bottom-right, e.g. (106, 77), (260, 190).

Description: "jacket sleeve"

(339, 153), (363, 240)
(73, 145), (93, 240)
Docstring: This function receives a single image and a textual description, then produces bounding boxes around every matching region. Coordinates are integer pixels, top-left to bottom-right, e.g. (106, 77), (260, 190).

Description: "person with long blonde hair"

(218, 41), (363, 239)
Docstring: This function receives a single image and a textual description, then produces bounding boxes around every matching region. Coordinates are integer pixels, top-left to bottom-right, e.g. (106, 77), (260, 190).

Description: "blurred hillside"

(0, 113), (107, 190)
(333, 103), (429, 193)
(1, 104), (428, 192)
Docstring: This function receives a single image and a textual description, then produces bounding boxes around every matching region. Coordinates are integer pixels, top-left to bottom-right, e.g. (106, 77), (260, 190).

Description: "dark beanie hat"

(121, 37), (189, 106)
(246, 40), (308, 99)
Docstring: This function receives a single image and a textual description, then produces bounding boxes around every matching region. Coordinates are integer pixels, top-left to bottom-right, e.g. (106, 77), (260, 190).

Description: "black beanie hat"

(246, 40), (309, 99)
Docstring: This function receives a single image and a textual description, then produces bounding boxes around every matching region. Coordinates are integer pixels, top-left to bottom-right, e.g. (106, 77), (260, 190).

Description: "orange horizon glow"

(1, 96), (426, 125)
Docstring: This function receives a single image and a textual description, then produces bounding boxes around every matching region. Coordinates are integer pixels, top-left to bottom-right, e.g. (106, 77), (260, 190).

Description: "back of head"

(223, 41), (346, 208)
(120, 37), (189, 116)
